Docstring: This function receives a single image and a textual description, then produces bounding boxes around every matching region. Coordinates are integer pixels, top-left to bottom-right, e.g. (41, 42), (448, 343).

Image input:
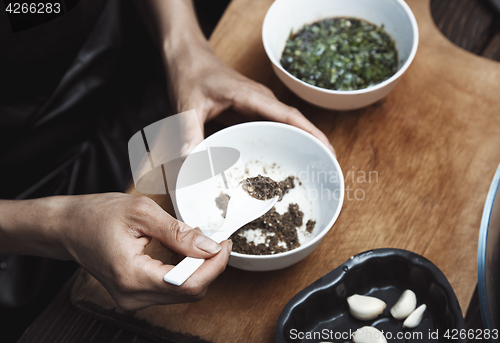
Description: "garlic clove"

(347, 294), (387, 320)
(390, 289), (417, 320)
(403, 304), (427, 328)
(352, 326), (388, 343)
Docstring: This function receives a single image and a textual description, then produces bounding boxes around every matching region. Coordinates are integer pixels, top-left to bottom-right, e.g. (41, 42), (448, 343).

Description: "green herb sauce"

(280, 17), (398, 91)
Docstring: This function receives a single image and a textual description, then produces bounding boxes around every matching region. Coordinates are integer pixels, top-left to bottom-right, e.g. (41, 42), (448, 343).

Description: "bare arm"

(0, 194), (231, 310)
(0, 198), (69, 258)
(134, 0), (335, 153)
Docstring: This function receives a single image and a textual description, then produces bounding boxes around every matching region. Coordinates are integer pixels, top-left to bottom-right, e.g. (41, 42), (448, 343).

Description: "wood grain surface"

(431, 0), (500, 60)
(20, 0), (500, 342)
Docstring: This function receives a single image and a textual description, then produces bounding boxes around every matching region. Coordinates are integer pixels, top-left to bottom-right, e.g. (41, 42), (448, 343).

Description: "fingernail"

(195, 235), (221, 254)
(227, 239), (233, 253)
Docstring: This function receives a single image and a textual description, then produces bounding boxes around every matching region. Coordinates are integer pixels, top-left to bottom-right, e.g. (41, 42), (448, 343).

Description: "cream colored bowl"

(262, 0), (419, 110)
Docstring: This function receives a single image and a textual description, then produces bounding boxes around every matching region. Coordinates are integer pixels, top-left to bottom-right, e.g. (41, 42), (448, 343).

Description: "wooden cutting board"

(71, 0), (500, 342)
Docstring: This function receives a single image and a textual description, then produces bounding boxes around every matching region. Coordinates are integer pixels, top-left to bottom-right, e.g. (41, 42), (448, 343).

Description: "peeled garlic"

(347, 294), (386, 320)
(390, 290), (417, 319)
(352, 326), (387, 343)
(403, 304), (426, 328)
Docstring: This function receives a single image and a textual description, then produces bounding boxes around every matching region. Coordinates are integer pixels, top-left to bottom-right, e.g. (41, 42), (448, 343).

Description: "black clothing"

(1, 0), (170, 201)
(0, 0), (170, 339)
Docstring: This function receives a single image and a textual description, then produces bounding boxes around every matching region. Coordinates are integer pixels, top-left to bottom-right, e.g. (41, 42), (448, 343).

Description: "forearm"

(0, 197), (70, 259)
(134, 0), (212, 59)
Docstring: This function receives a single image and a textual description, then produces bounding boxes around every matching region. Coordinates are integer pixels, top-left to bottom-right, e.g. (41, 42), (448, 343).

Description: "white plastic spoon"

(164, 186), (278, 286)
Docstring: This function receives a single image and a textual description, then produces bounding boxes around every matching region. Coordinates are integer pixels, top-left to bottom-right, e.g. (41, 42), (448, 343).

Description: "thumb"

(144, 213), (222, 259)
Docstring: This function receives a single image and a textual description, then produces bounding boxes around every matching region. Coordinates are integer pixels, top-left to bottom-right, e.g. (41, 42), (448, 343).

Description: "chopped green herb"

(280, 17), (398, 91)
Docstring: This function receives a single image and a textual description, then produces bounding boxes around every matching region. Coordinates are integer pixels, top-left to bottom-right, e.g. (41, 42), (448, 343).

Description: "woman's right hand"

(0, 193), (231, 311)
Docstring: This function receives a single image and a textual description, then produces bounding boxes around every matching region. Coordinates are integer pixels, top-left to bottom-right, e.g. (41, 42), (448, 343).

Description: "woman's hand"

(134, 0), (335, 154)
(0, 194), (231, 311)
(164, 43), (335, 154)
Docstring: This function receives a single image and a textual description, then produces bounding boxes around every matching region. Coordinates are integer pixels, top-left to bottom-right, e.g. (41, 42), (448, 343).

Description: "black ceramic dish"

(478, 164), (500, 341)
(276, 248), (465, 343)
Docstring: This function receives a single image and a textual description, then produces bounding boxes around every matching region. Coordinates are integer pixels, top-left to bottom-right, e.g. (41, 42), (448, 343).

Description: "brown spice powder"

(215, 175), (316, 255)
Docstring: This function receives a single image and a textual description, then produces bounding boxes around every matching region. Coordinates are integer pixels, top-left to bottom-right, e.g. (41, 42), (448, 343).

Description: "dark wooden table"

(17, 0), (500, 342)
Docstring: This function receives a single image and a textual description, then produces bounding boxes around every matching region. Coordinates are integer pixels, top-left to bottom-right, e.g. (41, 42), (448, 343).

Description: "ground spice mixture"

(241, 174), (294, 201)
(306, 219), (316, 234)
(215, 175), (316, 255)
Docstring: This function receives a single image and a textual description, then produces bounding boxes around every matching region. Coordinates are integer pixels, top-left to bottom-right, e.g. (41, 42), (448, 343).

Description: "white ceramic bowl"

(175, 122), (344, 271)
(262, 0), (419, 110)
